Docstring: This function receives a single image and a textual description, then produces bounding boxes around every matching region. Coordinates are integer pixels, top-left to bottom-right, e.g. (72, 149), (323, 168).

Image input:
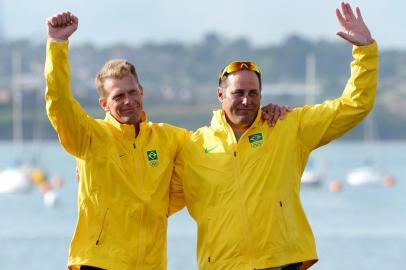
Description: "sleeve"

(44, 40), (94, 158)
(168, 128), (191, 216)
(297, 41), (379, 150)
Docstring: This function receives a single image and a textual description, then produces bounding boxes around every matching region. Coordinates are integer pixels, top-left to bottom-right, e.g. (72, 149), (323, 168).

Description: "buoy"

(383, 176), (396, 187)
(43, 190), (58, 207)
(329, 179), (343, 193)
(51, 175), (64, 188)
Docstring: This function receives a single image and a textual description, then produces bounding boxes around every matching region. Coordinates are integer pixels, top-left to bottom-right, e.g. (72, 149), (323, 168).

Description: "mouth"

(236, 108), (255, 115)
(121, 108), (137, 115)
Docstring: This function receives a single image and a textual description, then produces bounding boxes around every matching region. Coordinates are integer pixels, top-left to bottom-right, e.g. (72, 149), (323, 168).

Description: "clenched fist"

(47, 11), (79, 41)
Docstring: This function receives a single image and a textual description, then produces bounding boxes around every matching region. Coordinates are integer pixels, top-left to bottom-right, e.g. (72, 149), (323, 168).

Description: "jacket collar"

(105, 111), (148, 139)
(210, 109), (263, 133)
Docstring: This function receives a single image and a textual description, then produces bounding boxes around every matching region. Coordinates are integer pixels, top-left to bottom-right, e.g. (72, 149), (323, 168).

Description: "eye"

(249, 90), (260, 97)
(231, 90), (244, 97)
(129, 89), (141, 96)
(113, 94), (124, 101)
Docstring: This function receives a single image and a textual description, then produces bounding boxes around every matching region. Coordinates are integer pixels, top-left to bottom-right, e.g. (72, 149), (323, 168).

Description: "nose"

(124, 94), (134, 105)
(241, 96), (248, 106)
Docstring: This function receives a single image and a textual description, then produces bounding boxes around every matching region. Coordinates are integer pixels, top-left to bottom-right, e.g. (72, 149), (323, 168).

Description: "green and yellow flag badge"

(146, 150), (159, 167)
(248, 133), (263, 148)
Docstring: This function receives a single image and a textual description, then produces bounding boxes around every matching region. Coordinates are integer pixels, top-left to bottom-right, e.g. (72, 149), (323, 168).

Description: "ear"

(139, 84), (144, 96)
(217, 87), (225, 103)
(99, 97), (109, 111)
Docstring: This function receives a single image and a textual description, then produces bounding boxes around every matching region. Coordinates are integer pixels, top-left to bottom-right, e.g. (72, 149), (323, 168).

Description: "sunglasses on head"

(218, 61), (261, 85)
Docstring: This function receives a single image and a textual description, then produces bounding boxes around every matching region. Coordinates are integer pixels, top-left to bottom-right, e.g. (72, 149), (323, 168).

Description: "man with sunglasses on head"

(44, 10), (290, 270)
(170, 3), (378, 270)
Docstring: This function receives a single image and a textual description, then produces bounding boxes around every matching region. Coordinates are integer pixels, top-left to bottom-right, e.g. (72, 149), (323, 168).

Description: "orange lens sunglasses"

(218, 61), (261, 84)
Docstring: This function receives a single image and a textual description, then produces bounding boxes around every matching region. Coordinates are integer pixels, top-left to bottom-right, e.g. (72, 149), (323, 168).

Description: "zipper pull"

(133, 143), (136, 149)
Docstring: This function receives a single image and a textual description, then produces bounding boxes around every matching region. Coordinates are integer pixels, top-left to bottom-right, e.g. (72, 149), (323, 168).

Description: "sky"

(1, 0), (405, 49)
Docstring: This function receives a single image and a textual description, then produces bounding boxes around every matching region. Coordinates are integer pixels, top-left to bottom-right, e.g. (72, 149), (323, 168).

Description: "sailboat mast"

(12, 51), (23, 144)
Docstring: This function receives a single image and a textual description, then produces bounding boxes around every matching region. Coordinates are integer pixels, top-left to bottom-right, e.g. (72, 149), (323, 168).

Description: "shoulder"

(148, 121), (188, 133)
(148, 122), (191, 140)
(190, 125), (213, 141)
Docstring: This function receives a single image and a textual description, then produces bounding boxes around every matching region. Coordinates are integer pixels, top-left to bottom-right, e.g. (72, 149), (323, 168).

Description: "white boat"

(346, 166), (382, 186)
(0, 168), (33, 194)
(301, 170), (323, 186)
(301, 159), (323, 186)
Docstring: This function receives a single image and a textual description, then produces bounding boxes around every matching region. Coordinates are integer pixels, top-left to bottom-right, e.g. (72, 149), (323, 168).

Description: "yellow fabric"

(170, 41), (378, 270)
(45, 40), (189, 270)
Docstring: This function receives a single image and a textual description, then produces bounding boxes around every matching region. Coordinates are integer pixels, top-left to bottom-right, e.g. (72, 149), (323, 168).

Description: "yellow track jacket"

(170, 42), (378, 270)
(45, 41), (189, 270)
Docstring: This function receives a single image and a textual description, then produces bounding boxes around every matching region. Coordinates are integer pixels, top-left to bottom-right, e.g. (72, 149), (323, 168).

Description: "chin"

(237, 116), (255, 125)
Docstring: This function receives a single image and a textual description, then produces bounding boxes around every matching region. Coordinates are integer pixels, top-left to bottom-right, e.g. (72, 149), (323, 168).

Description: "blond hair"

(95, 59), (139, 97)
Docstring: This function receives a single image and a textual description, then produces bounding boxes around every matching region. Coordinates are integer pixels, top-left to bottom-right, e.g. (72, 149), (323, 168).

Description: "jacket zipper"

(133, 138), (146, 269)
(233, 149), (256, 268)
(224, 121), (257, 268)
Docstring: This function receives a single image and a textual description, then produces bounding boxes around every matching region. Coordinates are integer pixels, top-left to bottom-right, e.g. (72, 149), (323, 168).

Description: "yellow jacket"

(170, 42), (378, 270)
(45, 41), (189, 270)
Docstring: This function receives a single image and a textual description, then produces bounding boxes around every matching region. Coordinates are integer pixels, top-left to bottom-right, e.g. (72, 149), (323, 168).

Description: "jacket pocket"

(95, 208), (109, 245)
(279, 201), (290, 241)
(204, 207), (218, 269)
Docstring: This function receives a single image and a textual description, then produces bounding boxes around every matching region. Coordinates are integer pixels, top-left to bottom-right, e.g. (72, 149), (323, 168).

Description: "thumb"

(336, 31), (351, 41)
(337, 32), (366, 46)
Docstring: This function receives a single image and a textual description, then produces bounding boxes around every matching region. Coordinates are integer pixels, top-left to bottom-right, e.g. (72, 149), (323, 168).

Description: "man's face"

(99, 74), (144, 125)
(218, 70), (261, 131)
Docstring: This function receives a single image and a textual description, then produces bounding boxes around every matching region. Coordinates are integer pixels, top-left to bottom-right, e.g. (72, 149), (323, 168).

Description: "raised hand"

(336, 2), (373, 46)
(47, 11), (78, 41)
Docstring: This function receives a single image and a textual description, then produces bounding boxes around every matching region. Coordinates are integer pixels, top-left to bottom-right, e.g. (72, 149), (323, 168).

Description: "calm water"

(0, 141), (405, 269)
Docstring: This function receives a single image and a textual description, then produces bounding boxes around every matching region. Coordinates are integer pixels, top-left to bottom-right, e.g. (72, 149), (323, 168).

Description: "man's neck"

(233, 129), (244, 141)
(229, 124), (249, 142)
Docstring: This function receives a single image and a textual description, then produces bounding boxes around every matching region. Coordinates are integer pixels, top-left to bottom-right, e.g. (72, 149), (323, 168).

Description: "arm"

(298, 3), (378, 149)
(168, 129), (191, 216)
(168, 155), (186, 216)
(45, 12), (93, 158)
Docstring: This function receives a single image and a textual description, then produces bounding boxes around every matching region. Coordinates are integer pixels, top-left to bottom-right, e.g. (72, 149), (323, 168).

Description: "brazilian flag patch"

(146, 150), (159, 167)
(248, 133), (263, 148)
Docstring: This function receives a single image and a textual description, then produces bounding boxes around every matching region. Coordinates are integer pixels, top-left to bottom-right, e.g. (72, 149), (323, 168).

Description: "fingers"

(71, 14), (79, 25)
(261, 103), (292, 127)
(280, 105), (292, 119)
(271, 106), (280, 126)
(260, 103), (274, 126)
(47, 11), (77, 28)
(337, 2), (356, 25)
(355, 7), (364, 23)
(336, 8), (346, 27)
(343, 2), (356, 21)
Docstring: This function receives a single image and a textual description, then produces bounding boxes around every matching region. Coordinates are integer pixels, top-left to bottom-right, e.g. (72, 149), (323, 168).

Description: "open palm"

(336, 2), (373, 46)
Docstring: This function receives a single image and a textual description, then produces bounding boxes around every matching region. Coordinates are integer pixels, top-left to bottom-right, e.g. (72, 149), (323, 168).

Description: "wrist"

(48, 37), (68, 42)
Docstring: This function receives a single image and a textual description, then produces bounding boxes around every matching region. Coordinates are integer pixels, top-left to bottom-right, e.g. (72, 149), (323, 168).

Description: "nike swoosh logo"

(119, 154), (126, 158)
(204, 145), (218, 154)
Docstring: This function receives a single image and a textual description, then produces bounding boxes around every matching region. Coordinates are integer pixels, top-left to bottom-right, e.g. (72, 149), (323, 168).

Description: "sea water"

(0, 141), (405, 269)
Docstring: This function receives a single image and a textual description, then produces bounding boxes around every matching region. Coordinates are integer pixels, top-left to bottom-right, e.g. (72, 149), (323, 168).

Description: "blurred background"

(0, 0), (405, 269)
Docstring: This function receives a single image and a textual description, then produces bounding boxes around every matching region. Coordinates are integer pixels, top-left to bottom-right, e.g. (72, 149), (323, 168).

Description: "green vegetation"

(0, 33), (405, 140)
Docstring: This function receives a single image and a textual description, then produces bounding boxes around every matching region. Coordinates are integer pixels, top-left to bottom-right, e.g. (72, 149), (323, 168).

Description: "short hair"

(218, 70), (262, 90)
(95, 59), (140, 97)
